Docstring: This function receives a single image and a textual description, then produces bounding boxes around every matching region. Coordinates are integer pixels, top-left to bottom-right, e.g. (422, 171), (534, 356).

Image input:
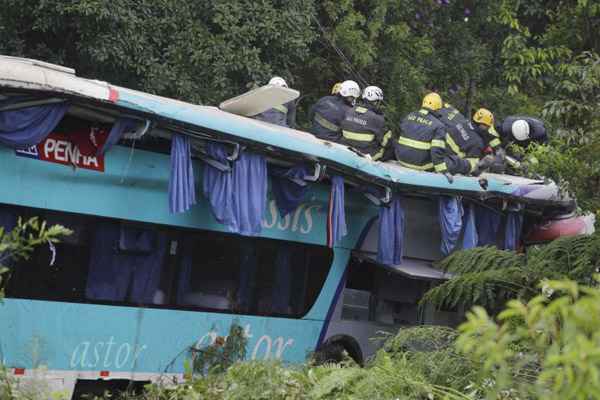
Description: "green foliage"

(522, 51), (600, 215)
(190, 321), (248, 376)
(457, 277), (600, 399)
(0, 364), (70, 400)
(0, 217), (72, 300)
(128, 327), (472, 400)
(383, 326), (478, 393)
(0, 0), (317, 105)
(422, 233), (600, 312)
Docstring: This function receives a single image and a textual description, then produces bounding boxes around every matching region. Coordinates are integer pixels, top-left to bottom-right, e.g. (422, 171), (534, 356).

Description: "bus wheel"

(313, 342), (346, 364)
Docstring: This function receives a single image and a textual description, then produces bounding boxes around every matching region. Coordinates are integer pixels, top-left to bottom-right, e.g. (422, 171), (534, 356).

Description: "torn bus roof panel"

(0, 55), (571, 211)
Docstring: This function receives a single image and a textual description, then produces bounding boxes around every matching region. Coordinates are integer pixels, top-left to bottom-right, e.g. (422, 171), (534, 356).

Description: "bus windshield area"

(2, 204), (333, 319)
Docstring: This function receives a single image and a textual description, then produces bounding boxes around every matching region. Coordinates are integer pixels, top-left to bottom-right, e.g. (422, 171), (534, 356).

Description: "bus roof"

(0, 55), (574, 215)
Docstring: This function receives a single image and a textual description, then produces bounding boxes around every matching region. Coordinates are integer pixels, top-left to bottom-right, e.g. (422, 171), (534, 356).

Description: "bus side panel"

(0, 299), (322, 372)
(0, 141), (376, 370)
(0, 146), (322, 245)
(304, 248), (350, 320)
(0, 146), (374, 249)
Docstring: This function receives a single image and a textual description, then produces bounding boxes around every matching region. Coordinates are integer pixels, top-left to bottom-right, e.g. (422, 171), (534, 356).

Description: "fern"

(423, 233), (600, 312)
(435, 246), (525, 274)
(422, 268), (529, 311)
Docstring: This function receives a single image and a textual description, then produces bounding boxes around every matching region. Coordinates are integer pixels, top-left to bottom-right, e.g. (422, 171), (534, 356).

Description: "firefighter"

(472, 108), (502, 154)
(310, 80), (361, 142)
(497, 115), (548, 148)
(433, 103), (484, 174)
(339, 85), (393, 160)
(471, 108), (547, 174)
(254, 76), (297, 128)
(468, 107), (516, 174)
(488, 115), (549, 174)
(394, 92), (449, 173)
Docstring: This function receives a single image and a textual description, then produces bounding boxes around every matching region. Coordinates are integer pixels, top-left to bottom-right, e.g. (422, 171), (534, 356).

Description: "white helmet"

(362, 85), (383, 102)
(511, 119), (530, 141)
(268, 76), (288, 88)
(339, 80), (361, 98)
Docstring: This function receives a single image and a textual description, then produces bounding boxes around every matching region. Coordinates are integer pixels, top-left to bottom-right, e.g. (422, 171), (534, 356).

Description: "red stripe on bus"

(108, 88), (119, 103)
(14, 368), (25, 375)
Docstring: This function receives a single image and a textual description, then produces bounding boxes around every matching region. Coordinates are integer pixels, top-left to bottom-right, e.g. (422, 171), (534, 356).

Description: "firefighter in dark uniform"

(254, 76), (297, 128)
(339, 86), (393, 160)
(394, 92), (449, 173)
(472, 108), (502, 153)
(433, 103), (484, 174)
(492, 115), (549, 174)
(497, 115), (548, 147)
(309, 80), (360, 142)
(468, 107), (518, 173)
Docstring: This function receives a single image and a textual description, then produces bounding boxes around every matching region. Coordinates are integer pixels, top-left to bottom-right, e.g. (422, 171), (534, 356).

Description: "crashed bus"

(0, 56), (590, 398)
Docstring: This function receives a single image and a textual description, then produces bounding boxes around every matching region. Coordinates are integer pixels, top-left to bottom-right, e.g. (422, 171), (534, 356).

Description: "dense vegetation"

(1, 0), (599, 215)
(422, 232), (600, 311)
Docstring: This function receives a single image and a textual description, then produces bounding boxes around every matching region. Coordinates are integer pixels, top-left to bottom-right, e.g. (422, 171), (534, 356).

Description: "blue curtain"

(475, 206), (502, 246)
(270, 165), (311, 217)
(169, 134), (197, 214)
(203, 144), (267, 236)
(85, 222), (166, 303)
(377, 196), (405, 266)
(98, 116), (139, 155)
(203, 143), (234, 225)
(462, 203), (479, 249)
(439, 196), (464, 256)
(504, 211), (524, 250)
(231, 151), (267, 236)
(0, 100), (69, 149)
(327, 176), (347, 248)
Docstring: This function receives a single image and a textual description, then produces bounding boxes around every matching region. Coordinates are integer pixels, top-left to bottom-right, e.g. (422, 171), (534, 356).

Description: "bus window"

(174, 232), (332, 318)
(3, 204), (333, 319)
(344, 258), (431, 326)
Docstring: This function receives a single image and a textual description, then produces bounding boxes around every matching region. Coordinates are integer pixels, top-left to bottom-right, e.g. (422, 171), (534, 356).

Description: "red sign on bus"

(15, 128), (108, 172)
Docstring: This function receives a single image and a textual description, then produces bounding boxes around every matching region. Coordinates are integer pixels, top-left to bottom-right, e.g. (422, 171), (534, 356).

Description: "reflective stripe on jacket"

(434, 104), (484, 174)
(394, 109), (446, 172)
(340, 105), (388, 158)
(309, 95), (349, 141)
(254, 101), (296, 128)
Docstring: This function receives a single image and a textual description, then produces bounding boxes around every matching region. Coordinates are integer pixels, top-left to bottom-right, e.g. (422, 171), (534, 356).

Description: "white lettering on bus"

(272, 337), (295, 358)
(115, 343), (131, 369)
(300, 205), (320, 234)
(261, 201), (321, 234)
(190, 324), (294, 361)
(43, 138), (100, 168)
(70, 336), (147, 369)
(44, 138), (56, 157)
(252, 335), (272, 360)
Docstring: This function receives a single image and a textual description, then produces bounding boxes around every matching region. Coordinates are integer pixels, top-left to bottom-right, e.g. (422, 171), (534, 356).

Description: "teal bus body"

(0, 144), (376, 374)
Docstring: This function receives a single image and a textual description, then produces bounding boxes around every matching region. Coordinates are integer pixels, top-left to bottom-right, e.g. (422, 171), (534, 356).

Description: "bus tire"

(314, 337), (363, 366)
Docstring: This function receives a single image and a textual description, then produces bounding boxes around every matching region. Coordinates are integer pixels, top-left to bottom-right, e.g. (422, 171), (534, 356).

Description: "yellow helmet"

(473, 108), (494, 127)
(422, 92), (442, 111)
(331, 82), (342, 95)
